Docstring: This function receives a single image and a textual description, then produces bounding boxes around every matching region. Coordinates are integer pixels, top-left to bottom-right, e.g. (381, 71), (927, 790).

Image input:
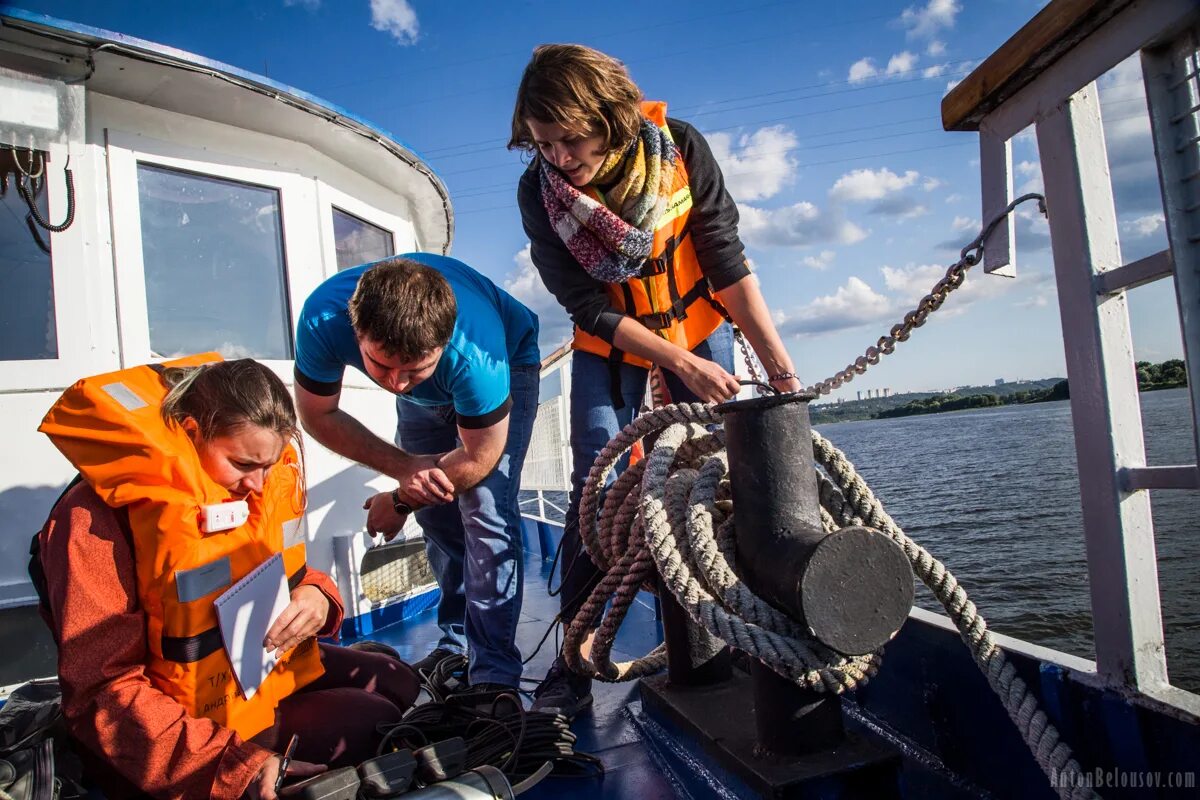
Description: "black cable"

(376, 700), (604, 782)
(15, 154), (75, 233)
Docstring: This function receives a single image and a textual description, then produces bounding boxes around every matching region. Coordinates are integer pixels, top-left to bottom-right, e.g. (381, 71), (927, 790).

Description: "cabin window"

(333, 206), (395, 270)
(0, 148), (58, 361)
(136, 164), (294, 359)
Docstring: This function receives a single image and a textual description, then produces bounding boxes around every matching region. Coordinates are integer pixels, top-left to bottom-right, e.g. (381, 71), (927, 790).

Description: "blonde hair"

(508, 44), (643, 155)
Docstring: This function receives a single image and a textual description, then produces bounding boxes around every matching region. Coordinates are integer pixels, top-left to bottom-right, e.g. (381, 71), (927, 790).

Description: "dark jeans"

(558, 323), (735, 624)
(393, 364), (539, 687)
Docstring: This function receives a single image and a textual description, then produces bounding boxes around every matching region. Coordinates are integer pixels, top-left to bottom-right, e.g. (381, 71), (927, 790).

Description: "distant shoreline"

(811, 362), (1185, 426)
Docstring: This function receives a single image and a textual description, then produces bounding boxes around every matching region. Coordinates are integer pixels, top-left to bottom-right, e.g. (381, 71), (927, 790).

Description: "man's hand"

(676, 354), (742, 404)
(243, 756), (325, 800)
(363, 492), (410, 542)
(264, 586), (329, 658)
(392, 454), (455, 505)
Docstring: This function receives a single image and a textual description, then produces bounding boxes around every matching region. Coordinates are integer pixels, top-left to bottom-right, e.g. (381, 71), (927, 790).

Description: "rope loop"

(563, 397), (1097, 799)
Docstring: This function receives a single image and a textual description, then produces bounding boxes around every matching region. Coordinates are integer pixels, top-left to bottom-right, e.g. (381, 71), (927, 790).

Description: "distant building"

(884, 388), (891, 397)
(995, 378), (1005, 386)
(857, 391), (862, 401)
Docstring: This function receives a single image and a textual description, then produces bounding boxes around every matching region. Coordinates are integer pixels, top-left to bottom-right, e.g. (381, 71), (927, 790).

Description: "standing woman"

(510, 44), (802, 717)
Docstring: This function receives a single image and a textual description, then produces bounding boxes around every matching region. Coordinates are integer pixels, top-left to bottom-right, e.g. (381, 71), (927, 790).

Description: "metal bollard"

(718, 390), (914, 753)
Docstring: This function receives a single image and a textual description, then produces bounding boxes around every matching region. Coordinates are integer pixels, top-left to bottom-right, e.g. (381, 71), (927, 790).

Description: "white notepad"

(213, 552), (290, 700)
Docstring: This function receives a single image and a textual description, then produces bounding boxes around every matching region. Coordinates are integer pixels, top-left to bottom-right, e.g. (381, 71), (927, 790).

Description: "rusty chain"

(808, 193), (1047, 396)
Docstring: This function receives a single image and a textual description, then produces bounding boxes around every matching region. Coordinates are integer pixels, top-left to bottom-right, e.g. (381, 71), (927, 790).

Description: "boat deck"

(347, 529), (683, 799)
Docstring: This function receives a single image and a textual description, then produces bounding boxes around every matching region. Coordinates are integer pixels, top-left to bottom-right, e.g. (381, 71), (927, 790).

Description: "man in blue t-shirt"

(294, 253), (540, 693)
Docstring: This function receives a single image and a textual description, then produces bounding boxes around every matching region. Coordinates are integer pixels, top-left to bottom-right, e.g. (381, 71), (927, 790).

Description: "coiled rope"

(563, 401), (1097, 800)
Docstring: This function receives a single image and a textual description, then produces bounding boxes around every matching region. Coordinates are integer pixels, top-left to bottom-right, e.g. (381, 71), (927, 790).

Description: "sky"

(13, 0), (1182, 400)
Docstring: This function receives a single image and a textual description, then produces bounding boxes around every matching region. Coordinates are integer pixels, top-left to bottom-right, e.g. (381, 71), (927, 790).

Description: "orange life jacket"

(572, 101), (730, 370)
(39, 353), (324, 739)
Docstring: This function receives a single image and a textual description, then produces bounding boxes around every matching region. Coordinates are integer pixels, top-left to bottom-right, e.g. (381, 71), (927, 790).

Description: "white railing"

(949, 0), (1199, 711)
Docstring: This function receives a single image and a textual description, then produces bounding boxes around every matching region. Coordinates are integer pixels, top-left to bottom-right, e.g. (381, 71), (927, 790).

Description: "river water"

(814, 387), (1197, 692)
(522, 387), (1197, 691)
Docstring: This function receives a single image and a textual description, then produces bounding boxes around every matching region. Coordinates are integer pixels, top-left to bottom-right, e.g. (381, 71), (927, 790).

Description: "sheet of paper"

(213, 552), (290, 700)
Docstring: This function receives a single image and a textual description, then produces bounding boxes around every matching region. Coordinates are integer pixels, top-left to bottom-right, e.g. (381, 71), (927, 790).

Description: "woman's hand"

(264, 586), (329, 658)
(391, 454), (455, 505)
(769, 374), (803, 393)
(363, 492), (410, 542)
(243, 756), (326, 800)
(677, 354), (742, 404)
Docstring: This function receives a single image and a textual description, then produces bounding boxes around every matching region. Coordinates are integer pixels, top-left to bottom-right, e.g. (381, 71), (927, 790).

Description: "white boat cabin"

(0, 7), (452, 667)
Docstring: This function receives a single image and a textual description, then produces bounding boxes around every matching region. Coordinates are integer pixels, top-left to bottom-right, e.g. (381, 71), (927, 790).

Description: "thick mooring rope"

(563, 402), (1097, 800)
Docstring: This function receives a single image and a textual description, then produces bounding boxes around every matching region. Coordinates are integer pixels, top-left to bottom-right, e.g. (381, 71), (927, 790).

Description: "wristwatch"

(391, 488), (414, 516)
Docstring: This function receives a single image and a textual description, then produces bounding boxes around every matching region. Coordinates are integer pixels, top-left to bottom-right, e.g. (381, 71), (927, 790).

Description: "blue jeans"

(558, 323), (735, 621)
(394, 364), (539, 687)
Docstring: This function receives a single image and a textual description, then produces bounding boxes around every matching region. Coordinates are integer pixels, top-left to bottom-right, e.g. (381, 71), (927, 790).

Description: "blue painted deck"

(346, 520), (683, 799)
(345, 519), (1200, 799)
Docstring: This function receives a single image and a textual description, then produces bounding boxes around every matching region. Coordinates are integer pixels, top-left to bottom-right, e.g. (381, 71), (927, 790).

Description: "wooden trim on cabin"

(941, 0), (1135, 132)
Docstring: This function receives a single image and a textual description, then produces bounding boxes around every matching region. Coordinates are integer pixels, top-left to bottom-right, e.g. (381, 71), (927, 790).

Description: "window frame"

(315, 182), (414, 391)
(107, 131), (321, 382)
(0, 140), (108, 391)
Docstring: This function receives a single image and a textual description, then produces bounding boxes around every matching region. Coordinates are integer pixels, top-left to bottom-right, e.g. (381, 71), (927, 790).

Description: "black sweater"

(517, 118), (750, 345)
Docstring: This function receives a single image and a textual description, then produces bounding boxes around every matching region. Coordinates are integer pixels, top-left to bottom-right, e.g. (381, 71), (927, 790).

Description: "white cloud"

(1015, 160), (1040, 177)
(952, 215), (980, 231)
(922, 176), (944, 191)
(886, 51), (919, 76)
(922, 64), (948, 78)
(926, 40), (946, 56)
(706, 126), (798, 202)
(946, 78), (962, 92)
(944, 193), (964, 204)
(848, 58), (878, 83)
(775, 277), (893, 336)
(802, 250), (837, 270)
(1100, 56), (1161, 214)
(1121, 213), (1165, 238)
(370, 0), (419, 44)
(506, 245), (572, 347)
(1017, 294), (1050, 308)
(738, 202), (868, 248)
(830, 168), (920, 202)
(900, 0), (962, 40)
(870, 195), (928, 219)
(882, 261), (1018, 312)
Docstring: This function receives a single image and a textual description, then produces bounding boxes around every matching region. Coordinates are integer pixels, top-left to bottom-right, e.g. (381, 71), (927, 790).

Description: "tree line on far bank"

(868, 359), (1186, 422)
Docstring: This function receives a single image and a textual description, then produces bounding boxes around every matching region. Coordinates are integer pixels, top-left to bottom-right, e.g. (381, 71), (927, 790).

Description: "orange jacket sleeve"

(38, 483), (273, 800)
(299, 558), (344, 638)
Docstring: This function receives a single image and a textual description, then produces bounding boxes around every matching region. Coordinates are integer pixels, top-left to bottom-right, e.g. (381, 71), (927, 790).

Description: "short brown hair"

(508, 44), (643, 154)
(348, 257), (456, 361)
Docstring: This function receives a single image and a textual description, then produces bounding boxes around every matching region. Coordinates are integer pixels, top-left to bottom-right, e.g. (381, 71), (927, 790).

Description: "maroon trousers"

(250, 643), (420, 768)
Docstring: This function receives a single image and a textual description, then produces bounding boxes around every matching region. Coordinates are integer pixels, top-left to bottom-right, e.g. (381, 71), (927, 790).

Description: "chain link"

(809, 193), (1047, 396)
(734, 325), (767, 391)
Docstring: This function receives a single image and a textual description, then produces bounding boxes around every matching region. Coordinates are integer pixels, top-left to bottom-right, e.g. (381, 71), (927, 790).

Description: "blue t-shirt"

(294, 253), (540, 428)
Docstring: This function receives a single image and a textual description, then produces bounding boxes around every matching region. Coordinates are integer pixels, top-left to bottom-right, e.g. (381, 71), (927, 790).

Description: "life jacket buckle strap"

(638, 311), (674, 330)
(640, 257), (668, 278)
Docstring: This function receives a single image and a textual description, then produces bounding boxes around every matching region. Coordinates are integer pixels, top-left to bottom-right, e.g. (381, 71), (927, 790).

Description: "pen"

(275, 733), (299, 795)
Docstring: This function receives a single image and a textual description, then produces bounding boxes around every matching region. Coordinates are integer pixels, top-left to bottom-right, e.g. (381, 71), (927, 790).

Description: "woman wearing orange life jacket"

(510, 44), (803, 718)
(33, 356), (419, 800)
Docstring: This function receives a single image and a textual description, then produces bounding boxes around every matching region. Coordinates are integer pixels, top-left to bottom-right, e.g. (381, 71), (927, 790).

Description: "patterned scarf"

(539, 117), (677, 284)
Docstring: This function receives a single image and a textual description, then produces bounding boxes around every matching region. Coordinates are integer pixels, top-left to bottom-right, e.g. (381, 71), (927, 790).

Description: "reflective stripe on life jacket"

(571, 101), (731, 371)
(38, 353), (324, 739)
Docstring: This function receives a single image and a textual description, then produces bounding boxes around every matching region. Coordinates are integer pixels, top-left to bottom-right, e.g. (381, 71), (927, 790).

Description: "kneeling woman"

(33, 355), (419, 799)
